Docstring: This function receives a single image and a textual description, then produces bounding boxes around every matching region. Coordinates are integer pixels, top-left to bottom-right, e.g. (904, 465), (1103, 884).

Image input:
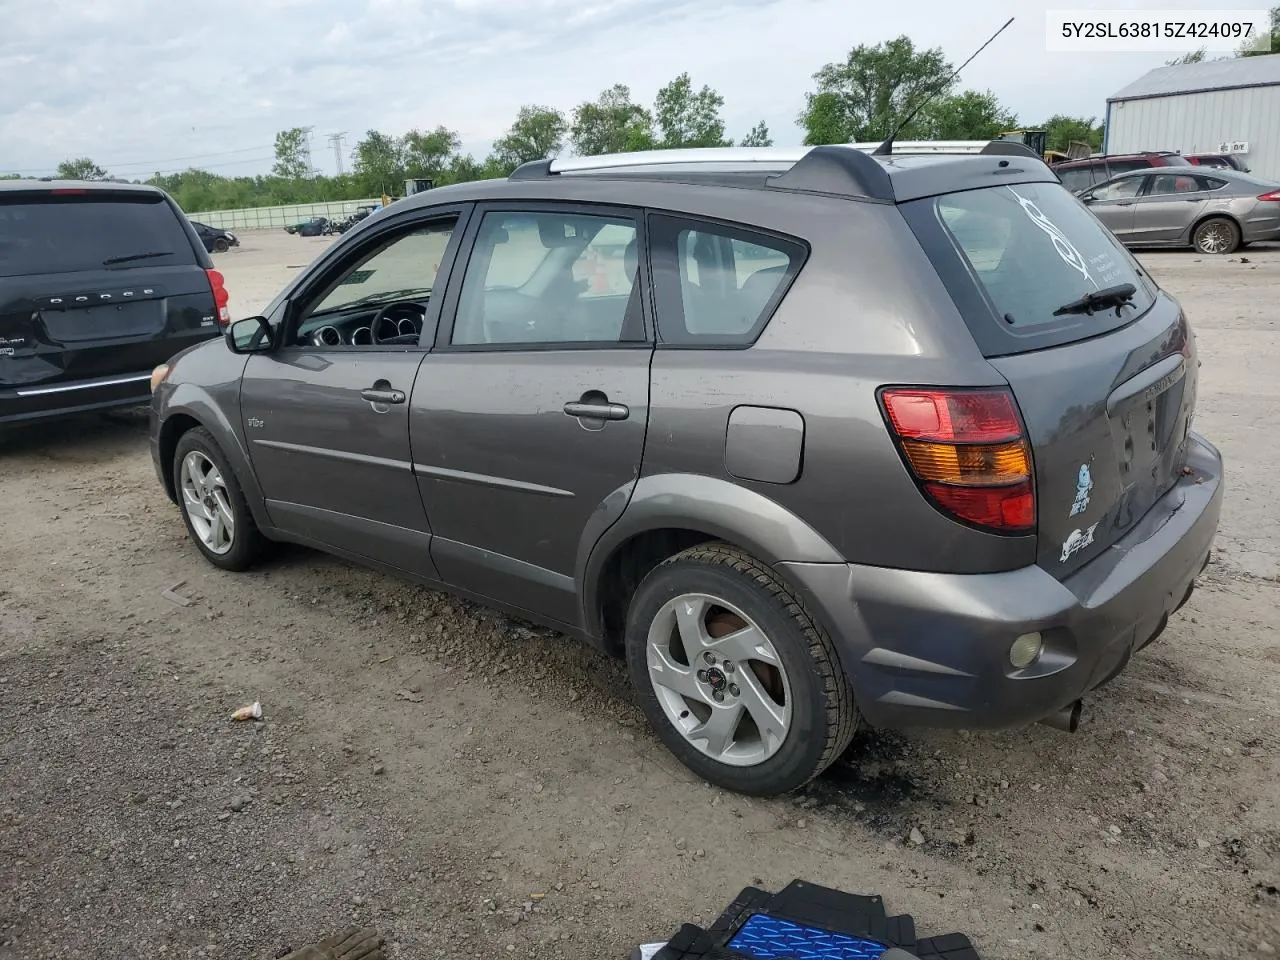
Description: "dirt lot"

(2, 230), (1277, 960)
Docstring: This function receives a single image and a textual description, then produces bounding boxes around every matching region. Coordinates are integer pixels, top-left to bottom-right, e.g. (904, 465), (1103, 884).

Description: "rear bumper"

(0, 371), (154, 424)
(780, 431), (1224, 730)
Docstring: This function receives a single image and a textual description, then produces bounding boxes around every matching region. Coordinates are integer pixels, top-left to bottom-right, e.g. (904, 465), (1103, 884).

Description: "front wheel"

(213, 238), (230, 253)
(1192, 217), (1240, 255)
(173, 427), (266, 571)
(625, 542), (859, 796)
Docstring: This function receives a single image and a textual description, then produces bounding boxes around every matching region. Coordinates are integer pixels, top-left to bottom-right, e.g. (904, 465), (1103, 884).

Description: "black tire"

(213, 238), (230, 253)
(625, 542), (859, 796)
(1192, 216), (1240, 255)
(172, 427), (266, 572)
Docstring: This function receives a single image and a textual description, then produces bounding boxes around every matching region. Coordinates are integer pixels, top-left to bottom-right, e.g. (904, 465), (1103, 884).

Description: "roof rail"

(507, 138), (1045, 201)
(763, 145), (894, 201)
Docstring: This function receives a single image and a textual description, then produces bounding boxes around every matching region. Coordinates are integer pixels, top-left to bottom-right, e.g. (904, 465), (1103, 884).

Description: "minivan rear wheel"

(1192, 217), (1240, 255)
(624, 542), (858, 796)
(173, 427), (265, 571)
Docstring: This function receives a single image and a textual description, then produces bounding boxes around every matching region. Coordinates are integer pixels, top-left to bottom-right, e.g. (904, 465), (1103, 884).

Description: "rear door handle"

(361, 387), (406, 404)
(564, 401), (629, 421)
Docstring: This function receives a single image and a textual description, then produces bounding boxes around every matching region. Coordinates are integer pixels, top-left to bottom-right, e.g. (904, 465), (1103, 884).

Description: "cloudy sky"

(0, 0), (1196, 178)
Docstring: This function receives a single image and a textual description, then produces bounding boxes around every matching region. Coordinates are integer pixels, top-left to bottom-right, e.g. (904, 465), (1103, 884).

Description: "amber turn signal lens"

(149, 364), (170, 394)
(900, 439), (1030, 486)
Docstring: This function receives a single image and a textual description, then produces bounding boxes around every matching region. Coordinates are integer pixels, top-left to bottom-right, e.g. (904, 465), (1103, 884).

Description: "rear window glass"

(903, 181), (1157, 357)
(0, 194), (197, 277)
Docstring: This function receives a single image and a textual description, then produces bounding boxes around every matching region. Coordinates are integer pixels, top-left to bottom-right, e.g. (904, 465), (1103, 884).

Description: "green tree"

(402, 125), (461, 180)
(492, 105), (568, 168)
(1040, 114), (1105, 153)
(271, 128), (311, 179)
(570, 84), (655, 156)
(352, 129), (405, 194)
(1166, 47), (1208, 65)
(56, 157), (108, 180)
(653, 72), (730, 148)
(739, 121), (774, 147)
(917, 89), (1017, 139)
(799, 36), (951, 144)
(1238, 5), (1278, 55)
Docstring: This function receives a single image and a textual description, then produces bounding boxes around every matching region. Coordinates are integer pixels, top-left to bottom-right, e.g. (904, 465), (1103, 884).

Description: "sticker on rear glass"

(1070, 463), (1093, 517)
(1060, 523), (1099, 563)
(1009, 188), (1097, 290)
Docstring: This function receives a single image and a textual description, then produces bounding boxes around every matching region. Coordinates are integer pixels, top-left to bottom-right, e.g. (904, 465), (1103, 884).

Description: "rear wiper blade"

(102, 250), (173, 265)
(1052, 282), (1137, 317)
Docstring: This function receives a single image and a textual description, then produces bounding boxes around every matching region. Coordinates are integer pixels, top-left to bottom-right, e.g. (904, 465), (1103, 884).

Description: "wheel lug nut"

(702, 652), (715, 665)
(712, 690), (724, 703)
(728, 684), (739, 697)
(723, 660), (735, 673)
(696, 670), (709, 683)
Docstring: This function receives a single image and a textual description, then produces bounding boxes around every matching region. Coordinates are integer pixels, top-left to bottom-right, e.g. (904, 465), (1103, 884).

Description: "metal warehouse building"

(1105, 56), (1280, 181)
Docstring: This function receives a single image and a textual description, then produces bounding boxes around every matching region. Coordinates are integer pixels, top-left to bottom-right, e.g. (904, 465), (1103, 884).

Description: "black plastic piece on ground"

(765, 146), (896, 203)
(649, 879), (981, 960)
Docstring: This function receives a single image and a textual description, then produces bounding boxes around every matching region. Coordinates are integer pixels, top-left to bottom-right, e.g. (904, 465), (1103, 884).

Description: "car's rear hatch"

(0, 186), (218, 395)
(902, 179), (1198, 580)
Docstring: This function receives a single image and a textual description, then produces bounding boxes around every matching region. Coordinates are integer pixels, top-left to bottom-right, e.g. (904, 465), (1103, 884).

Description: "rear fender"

(577, 472), (845, 641)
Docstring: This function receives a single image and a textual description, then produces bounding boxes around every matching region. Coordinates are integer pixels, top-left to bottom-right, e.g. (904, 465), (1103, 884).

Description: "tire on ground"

(624, 541), (859, 796)
(172, 426), (267, 572)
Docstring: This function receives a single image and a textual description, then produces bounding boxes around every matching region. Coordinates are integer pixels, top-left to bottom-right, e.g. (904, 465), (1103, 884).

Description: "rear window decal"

(1009, 188), (1096, 290)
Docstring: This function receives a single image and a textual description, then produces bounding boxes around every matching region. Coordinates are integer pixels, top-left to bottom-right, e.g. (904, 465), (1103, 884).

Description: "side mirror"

(225, 315), (275, 354)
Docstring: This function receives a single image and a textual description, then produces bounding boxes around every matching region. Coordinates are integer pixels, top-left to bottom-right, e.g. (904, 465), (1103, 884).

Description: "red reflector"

(881, 388), (1022, 443)
(924, 481), (1035, 533)
(1258, 190), (1280, 202)
(51, 188), (89, 195)
(206, 268), (230, 327)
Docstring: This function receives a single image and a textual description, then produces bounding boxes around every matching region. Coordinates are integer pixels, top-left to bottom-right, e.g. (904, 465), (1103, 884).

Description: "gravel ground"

(1, 232), (1277, 960)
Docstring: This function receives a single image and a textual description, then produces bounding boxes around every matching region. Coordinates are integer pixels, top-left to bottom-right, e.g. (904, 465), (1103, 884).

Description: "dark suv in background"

(1, 181), (228, 425)
(149, 141), (1222, 796)
(1053, 151), (1190, 194)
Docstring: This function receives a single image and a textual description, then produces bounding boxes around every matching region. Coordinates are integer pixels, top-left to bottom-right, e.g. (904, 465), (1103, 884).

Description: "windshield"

(0, 194), (197, 277)
(903, 181), (1156, 357)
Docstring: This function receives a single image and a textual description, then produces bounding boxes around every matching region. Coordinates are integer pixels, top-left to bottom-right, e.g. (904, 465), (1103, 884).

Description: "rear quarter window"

(0, 193), (198, 278)
(901, 180), (1159, 358)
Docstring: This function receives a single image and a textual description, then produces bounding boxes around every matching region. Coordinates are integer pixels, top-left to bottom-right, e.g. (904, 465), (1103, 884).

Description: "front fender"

(576, 472), (845, 638)
(153, 354), (270, 533)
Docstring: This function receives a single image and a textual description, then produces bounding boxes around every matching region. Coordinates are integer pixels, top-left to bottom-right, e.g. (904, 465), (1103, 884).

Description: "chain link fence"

(185, 199), (382, 231)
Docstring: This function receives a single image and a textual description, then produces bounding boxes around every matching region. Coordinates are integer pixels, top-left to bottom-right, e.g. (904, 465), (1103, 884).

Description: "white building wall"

(1105, 85), (1280, 181)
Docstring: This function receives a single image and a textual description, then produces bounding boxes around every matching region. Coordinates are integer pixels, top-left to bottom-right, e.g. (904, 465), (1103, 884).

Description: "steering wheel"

(371, 301), (426, 345)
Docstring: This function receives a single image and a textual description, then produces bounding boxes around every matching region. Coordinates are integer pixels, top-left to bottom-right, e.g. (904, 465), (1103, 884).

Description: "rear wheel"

(625, 542), (858, 796)
(172, 427), (265, 571)
(1192, 217), (1240, 255)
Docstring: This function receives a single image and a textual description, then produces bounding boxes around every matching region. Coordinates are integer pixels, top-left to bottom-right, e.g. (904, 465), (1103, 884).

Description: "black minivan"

(0, 180), (228, 425)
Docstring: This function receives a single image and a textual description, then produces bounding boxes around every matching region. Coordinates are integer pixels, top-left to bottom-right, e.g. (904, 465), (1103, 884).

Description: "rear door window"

(902, 180), (1158, 358)
(0, 193), (198, 277)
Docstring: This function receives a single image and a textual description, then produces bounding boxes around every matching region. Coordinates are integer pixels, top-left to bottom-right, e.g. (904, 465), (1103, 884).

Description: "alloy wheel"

(645, 592), (792, 767)
(179, 451), (235, 555)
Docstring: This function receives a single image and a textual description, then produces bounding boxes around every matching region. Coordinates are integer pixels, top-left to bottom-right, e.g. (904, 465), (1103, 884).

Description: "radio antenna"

(872, 16), (1016, 156)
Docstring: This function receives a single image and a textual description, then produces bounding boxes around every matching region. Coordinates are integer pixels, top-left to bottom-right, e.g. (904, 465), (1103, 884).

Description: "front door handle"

(361, 386), (406, 404)
(564, 400), (629, 421)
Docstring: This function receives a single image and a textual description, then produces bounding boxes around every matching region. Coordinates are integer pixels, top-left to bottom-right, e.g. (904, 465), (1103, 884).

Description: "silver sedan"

(1076, 167), (1280, 254)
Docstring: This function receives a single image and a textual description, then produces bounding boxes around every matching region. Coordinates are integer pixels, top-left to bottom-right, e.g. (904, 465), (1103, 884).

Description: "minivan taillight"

(879, 387), (1035, 534)
(1257, 190), (1280, 202)
(206, 268), (230, 326)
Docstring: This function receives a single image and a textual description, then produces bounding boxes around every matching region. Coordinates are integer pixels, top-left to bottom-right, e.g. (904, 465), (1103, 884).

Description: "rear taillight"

(206, 268), (230, 326)
(1257, 190), (1280, 202)
(880, 387), (1035, 534)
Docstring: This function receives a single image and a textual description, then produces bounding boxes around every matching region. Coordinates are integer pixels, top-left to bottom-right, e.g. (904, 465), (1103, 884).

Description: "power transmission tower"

(327, 132), (348, 176)
(300, 125), (316, 178)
